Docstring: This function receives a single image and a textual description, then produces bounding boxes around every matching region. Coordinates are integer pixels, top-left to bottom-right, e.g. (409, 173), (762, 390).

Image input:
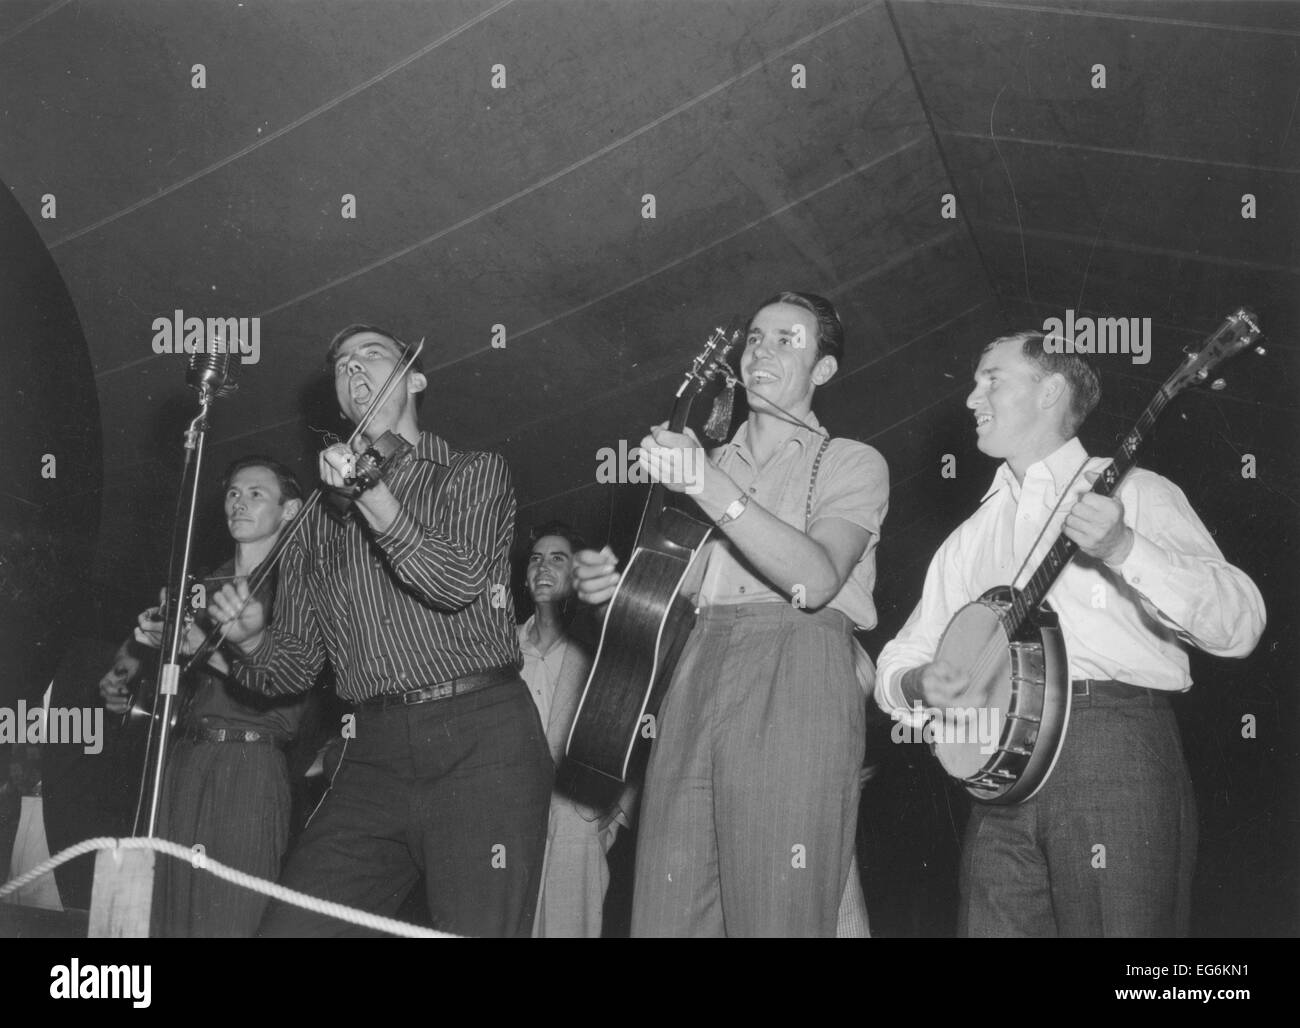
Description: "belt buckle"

(401, 688), (428, 707)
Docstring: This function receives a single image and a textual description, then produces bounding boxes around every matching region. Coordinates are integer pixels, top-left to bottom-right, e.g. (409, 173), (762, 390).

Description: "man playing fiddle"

(208, 325), (552, 937)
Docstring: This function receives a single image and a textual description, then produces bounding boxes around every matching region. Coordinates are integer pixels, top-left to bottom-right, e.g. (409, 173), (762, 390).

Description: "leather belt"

(1071, 679), (1158, 701)
(181, 726), (286, 746)
(359, 665), (516, 712)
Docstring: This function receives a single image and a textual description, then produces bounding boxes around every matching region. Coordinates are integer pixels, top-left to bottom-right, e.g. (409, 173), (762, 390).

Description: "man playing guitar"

(576, 292), (889, 937)
(875, 330), (1265, 936)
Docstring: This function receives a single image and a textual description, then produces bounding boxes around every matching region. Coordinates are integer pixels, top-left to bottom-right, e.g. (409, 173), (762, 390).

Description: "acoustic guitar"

(932, 308), (1263, 804)
(563, 325), (742, 790)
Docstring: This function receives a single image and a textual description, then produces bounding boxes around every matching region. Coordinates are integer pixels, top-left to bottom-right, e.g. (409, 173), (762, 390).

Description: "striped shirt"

(231, 431), (521, 702)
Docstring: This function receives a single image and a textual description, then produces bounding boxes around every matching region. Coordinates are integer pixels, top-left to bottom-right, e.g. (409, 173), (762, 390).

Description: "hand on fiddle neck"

(320, 441), (401, 533)
(208, 579), (267, 654)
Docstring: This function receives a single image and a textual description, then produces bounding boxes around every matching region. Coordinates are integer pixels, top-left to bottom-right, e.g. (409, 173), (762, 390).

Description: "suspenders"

(805, 435), (832, 531)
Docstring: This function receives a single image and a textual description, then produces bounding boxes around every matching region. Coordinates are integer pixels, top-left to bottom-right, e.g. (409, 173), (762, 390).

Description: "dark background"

(1, 0), (1295, 936)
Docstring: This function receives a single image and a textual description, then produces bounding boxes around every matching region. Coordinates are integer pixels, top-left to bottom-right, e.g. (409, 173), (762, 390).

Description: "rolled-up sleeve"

(808, 442), (889, 540)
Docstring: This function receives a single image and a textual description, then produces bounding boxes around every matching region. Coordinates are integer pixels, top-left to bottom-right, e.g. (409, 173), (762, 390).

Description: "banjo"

(932, 308), (1263, 804)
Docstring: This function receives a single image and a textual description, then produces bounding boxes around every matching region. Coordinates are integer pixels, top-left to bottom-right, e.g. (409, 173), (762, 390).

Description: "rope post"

(88, 843), (154, 938)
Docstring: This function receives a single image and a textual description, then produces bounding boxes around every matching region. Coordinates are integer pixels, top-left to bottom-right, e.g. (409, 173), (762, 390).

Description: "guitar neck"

(641, 364), (713, 534)
(1012, 388), (1172, 625)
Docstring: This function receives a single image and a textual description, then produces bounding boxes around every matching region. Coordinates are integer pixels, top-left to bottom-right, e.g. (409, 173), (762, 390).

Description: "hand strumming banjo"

(931, 308), (1263, 804)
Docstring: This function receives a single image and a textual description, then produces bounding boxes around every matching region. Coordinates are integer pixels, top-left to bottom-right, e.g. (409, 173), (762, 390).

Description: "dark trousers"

(154, 740), (291, 938)
(959, 688), (1198, 937)
(632, 603), (865, 937)
(259, 677), (553, 938)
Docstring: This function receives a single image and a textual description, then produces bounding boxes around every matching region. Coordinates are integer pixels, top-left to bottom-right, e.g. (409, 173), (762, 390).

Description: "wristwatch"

(716, 492), (750, 526)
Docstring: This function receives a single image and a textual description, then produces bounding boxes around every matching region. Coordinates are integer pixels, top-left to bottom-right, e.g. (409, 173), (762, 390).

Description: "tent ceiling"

(0, 0), (1294, 632)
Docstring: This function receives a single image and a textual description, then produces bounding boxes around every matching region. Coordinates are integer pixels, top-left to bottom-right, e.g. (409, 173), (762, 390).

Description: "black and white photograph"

(0, 0), (1295, 977)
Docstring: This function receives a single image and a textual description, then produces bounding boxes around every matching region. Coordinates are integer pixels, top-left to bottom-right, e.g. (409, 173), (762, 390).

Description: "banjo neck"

(1007, 392), (1170, 633)
(939, 308), (1261, 804)
(1005, 306), (1263, 634)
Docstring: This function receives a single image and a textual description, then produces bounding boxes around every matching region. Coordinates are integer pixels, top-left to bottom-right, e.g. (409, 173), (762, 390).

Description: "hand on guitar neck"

(133, 588), (235, 675)
(98, 646), (144, 716)
(573, 546), (621, 609)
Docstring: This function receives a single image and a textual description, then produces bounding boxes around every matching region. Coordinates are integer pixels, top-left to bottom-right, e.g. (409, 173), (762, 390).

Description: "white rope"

(0, 836), (457, 938)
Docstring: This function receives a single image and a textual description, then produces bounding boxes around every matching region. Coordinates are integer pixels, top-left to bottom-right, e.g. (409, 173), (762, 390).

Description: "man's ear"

(811, 355), (838, 387)
(408, 371), (428, 396)
(281, 498), (303, 522)
(1039, 372), (1069, 413)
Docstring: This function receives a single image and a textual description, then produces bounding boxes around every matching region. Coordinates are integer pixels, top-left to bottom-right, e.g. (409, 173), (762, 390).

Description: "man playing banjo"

(874, 330), (1265, 937)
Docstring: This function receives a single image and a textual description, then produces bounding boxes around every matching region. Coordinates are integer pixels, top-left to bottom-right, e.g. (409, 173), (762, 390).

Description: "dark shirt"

(184, 557), (307, 739)
(232, 431), (521, 702)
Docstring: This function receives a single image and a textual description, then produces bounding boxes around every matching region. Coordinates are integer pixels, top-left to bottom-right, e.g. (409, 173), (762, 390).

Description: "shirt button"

(738, 585), (747, 594)
(748, 487), (757, 494)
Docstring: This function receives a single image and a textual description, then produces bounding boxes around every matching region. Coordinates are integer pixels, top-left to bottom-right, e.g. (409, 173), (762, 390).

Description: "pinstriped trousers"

(154, 740), (291, 937)
(631, 602), (865, 937)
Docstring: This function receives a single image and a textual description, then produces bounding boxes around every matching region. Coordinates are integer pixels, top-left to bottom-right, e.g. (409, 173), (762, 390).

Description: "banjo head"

(932, 600), (1013, 781)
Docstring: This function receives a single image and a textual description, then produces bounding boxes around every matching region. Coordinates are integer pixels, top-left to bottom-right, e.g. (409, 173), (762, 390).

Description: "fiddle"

(324, 429), (414, 513)
(180, 338), (425, 675)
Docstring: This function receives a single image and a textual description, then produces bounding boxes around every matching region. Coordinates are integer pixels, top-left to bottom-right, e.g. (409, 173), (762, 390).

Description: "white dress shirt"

(876, 437), (1265, 719)
(518, 615), (568, 731)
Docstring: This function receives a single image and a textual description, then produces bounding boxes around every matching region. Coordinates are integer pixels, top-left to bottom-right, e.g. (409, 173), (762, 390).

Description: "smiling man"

(576, 291), (889, 937)
(104, 455), (308, 936)
(208, 324), (551, 938)
(518, 520), (634, 938)
(875, 330), (1265, 937)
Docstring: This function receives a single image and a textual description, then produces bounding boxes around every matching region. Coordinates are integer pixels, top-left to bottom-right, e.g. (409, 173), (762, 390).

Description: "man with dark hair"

(104, 455), (309, 936)
(517, 520), (633, 937)
(576, 292), (889, 937)
(208, 326), (551, 938)
(875, 330), (1265, 937)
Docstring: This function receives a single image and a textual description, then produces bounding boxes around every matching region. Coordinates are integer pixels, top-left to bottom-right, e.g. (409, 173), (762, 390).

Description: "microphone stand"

(132, 379), (218, 837)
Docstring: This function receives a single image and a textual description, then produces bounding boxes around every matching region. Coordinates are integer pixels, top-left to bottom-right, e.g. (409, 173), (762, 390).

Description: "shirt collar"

(518, 614), (538, 656)
(720, 411), (825, 467)
(413, 430), (451, 466)
(518, 614), (568, 661)
(981, 437), (1090, 503)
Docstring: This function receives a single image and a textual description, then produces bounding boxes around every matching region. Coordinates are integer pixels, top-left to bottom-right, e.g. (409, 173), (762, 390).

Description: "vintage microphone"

(185, 348), (239, 399)
(131, 344), (238, 836)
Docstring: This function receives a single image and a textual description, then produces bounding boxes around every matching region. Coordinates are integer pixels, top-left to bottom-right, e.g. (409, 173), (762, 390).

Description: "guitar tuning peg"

(1210, 378), (1227, 391)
